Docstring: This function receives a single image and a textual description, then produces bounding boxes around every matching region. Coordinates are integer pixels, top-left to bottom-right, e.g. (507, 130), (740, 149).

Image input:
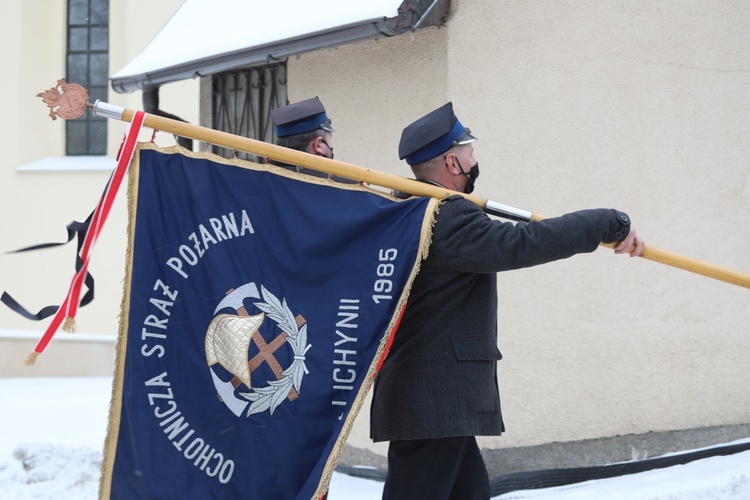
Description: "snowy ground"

(0, 377), (748, 499)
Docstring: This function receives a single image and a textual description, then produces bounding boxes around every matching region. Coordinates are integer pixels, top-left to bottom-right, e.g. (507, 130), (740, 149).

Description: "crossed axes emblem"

(205, 283), (305, 416)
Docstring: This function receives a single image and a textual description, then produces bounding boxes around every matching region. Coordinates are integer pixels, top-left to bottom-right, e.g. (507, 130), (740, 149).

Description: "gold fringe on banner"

(313, 195), (440, 499)
(98, 143), (141, 500)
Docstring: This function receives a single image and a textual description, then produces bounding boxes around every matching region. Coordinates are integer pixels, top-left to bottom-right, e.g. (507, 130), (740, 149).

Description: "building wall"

(0, 0), (197, 376)
(2, 0), (747, 464)
(289, 0), (750, 455)
(287, 27), (450, 176)
(449, 0), (750, 450)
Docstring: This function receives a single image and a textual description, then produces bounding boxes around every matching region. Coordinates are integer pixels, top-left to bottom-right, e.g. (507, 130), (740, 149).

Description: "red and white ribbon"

(27, 110), (146, 363)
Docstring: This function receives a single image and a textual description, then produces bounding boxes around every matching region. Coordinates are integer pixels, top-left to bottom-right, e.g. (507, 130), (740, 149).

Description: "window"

(66, 0), (109, 156)
(211, 62), (288, 162)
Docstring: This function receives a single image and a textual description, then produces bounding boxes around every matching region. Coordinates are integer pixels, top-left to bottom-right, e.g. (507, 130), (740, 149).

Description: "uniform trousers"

(382, 436), (490, 500)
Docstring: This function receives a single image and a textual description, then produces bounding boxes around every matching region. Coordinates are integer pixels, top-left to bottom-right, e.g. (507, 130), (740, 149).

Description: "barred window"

(66, 0), (109, 156)
(211, 62), (288, 163)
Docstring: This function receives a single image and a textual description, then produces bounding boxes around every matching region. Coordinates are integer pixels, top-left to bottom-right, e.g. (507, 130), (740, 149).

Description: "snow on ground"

(0, 377), (748, 499)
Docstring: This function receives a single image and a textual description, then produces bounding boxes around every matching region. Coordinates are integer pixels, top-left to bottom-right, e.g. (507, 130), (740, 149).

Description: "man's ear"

(308, 136), (326, 156)
(444, 152), (461, 175)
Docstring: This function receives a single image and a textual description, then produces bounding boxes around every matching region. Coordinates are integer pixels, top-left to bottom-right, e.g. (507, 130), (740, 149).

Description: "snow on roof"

(111, 0), (409, 93)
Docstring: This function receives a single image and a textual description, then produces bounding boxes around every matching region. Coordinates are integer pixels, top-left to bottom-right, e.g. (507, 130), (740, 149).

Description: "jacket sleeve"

(429, 196), (631, 274)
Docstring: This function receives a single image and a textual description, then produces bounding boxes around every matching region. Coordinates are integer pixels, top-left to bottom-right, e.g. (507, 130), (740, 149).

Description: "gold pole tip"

(37, 79), (90, 121)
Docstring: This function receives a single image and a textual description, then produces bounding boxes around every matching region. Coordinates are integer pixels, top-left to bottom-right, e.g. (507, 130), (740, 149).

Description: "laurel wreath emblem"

(239, 286), (311, 416)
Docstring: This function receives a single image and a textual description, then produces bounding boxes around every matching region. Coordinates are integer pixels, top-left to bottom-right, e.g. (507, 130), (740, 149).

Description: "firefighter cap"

(398, 102), (476, 166)
(271, 97), (334, 138)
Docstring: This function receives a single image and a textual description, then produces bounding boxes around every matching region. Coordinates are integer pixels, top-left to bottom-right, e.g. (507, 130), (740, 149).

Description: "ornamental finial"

(37, 79), (90, 120)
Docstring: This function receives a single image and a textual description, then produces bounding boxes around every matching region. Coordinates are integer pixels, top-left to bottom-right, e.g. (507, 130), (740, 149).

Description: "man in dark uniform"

(370, 102), (645, 499)
(270, 96), (356, 183)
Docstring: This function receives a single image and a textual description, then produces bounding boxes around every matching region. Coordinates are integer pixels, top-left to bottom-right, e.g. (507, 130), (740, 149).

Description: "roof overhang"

(111, 0), (447, 93)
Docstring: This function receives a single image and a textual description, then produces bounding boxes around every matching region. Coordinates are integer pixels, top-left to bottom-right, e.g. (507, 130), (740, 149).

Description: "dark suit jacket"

(370, 195), (630, 441)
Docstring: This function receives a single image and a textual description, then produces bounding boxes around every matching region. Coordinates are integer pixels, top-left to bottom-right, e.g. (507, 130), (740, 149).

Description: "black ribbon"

(1, 212), (95, 320)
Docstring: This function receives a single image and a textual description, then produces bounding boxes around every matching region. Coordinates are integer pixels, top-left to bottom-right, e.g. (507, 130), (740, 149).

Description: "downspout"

(142, 84), (194, 150)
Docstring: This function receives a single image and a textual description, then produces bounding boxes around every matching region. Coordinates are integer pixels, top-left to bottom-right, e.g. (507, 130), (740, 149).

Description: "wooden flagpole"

(127, 107), (750, 289)
(47, 91), (750, 290)
(97, 102), (750, 290)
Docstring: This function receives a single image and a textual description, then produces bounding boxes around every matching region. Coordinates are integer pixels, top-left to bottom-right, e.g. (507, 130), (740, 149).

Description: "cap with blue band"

(271, 97), (334, 138)
(398, 102), (477, 166)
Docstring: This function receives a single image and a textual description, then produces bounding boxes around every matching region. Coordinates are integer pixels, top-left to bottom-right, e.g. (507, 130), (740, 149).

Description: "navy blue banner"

(101, 144), (435, 499)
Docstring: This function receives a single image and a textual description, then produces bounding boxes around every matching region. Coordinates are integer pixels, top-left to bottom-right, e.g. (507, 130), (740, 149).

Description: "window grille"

(211, 62), (288, 163)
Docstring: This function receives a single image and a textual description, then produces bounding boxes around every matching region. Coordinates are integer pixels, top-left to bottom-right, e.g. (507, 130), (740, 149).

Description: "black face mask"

(321, 139), (334, 160)
(456, 158), (480, 194)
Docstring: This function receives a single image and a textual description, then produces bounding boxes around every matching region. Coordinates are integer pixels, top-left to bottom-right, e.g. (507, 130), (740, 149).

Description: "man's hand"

(614, 228), (645, 257)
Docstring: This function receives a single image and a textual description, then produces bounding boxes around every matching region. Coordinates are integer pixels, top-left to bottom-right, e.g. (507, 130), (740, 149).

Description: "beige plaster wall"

(2, 0), (747, 456)
(451, 0), (750, 449)
(286, 27), (450, 177)
(291, 1), (750, 453)
(0, 0), (197, 377)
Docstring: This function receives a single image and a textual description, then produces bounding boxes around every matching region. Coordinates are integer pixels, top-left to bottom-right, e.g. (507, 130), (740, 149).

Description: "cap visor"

(453, 129), (477, 146)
